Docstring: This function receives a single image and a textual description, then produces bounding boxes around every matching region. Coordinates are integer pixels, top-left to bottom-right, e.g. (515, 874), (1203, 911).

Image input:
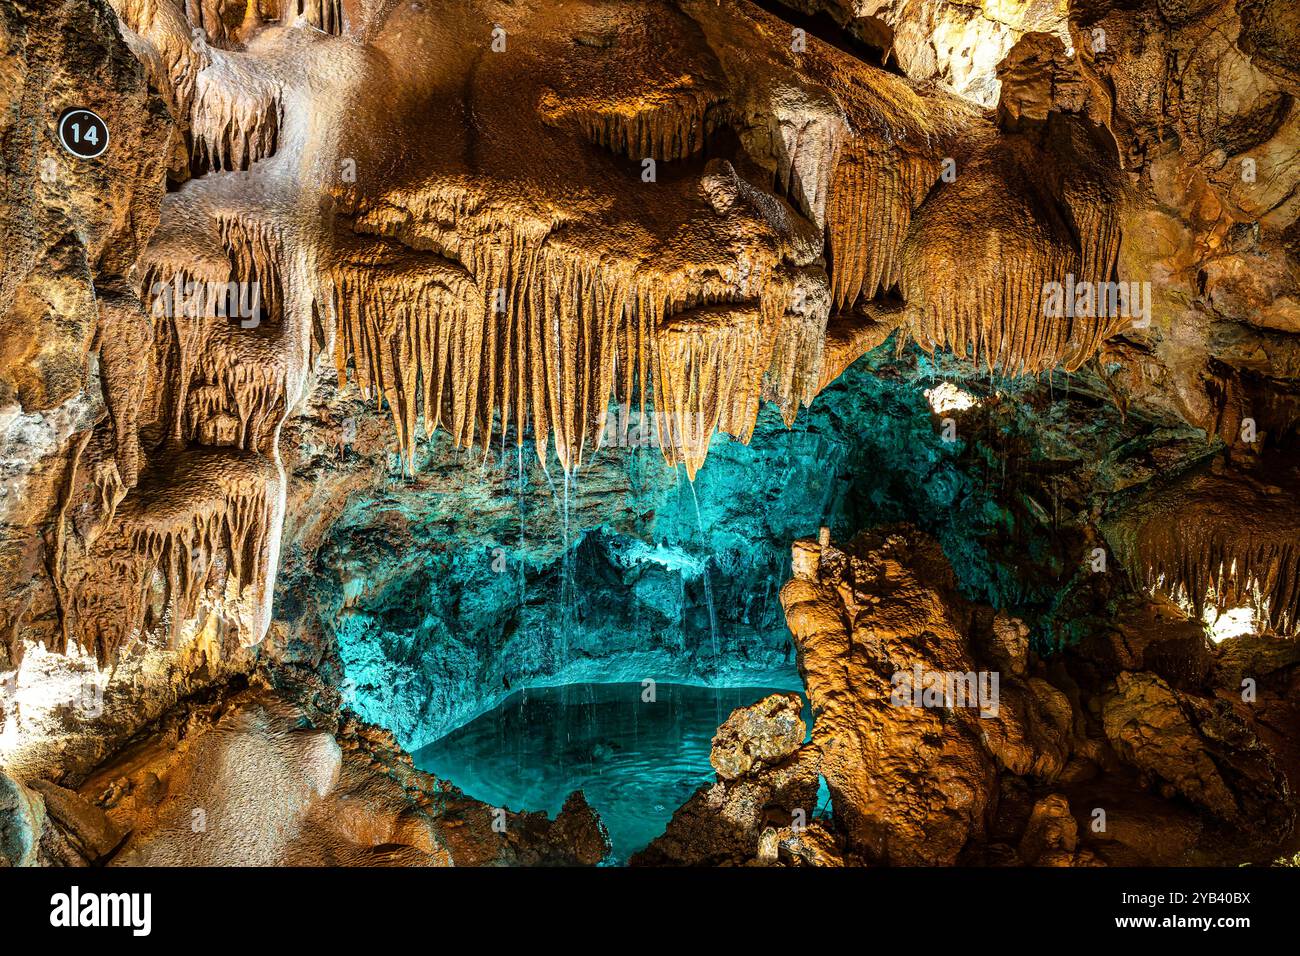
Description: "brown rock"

(710, 692), (806, 781)
(1101, 671), (1292, 842)
(1018, 793), (1079, 865)
(780, 527), (999, 865)
(28, 779), (124, 864)
(634, 695), (822, 866)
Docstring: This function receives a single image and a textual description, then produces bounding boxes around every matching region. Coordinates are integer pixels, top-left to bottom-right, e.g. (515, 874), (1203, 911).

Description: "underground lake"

(413, 681), (824, 863)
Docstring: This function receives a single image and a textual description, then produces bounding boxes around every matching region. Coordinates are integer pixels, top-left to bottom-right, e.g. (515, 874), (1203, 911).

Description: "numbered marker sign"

(57, 108), (109, 159)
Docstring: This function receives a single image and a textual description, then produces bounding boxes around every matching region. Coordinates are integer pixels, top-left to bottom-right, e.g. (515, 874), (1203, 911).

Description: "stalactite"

(110, 0), (210, 122)
(190, 60), (283, 172)
(283, 0), (345, 36)
(325, 213), (817, 479)
(568, 93), (720, 162)
(328, 239), (484, 470)
(185, 346), (290, 452)
(826, 146), (936, 310)
(95, 290), (155, 491)
(1105, 456), (1300, 637)
(902, 229), (1093, 375)
(1132, 523), (1300, 637)
(140, 262), (228, 448)
(110, 0), (287, 172)
(896, 128), (1126, 376)
(653, 303), (766, 478)
(59, 450), (280, 663)
(138, 187), (299, 458)
(768, 111), (845, 234)
(215, 213), (285, 325)
(329, 229), (654, 474)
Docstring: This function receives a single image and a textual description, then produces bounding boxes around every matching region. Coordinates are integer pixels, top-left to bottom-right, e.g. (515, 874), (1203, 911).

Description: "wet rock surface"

(632, 692), (825, 866)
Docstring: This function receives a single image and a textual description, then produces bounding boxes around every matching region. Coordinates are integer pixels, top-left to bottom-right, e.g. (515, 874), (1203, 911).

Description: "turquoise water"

(412, 681), (816, 864)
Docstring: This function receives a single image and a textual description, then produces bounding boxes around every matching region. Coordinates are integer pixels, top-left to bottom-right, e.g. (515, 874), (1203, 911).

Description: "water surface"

(413, 681), (814, 863)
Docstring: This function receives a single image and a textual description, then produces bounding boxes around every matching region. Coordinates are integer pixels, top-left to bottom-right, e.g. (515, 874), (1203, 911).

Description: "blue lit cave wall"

(272, 341), (1207, 751)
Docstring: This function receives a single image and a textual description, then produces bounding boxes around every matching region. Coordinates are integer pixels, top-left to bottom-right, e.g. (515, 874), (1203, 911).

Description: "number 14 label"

(57, 108), (109, 159)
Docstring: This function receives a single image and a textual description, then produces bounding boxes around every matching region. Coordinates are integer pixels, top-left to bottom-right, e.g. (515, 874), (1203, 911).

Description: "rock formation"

(631, 692), (830, 865)
(1, 0), (1299, 868)
(775, 527), (1295, 866)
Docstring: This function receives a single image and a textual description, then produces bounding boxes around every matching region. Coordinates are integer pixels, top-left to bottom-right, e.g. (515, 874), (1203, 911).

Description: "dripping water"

(539, 458), (574, 707)
(516, 443), (526, 610)
(686, 475), (720, 686)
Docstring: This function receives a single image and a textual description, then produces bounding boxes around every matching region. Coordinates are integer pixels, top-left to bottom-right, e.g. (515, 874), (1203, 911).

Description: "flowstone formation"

(1, 0), (1299, 869)
(770, 528), (1293, 865)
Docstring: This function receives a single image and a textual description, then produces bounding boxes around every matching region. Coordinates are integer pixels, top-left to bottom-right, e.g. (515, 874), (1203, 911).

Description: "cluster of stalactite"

(190, 58), (283, 172)
(1104, 456), (1300, 637)
(113, 0), (207, 120)
(49, 0), (1174, 670)
(568, 94), (721, 162)
(113, 0), (1144, 484)
(57, 450), (280, 663)
(44, 44), (302, 664)
(282, 0), (346, 36)
(654, 303), (768, 465)
(137, 209), (292, 455)
(327, 239), (485, 465)
(326, 205), (807, 478)
(826, 146), (936, 309)
(896, 131), (1126, 375)
(112, 0), (289, 173)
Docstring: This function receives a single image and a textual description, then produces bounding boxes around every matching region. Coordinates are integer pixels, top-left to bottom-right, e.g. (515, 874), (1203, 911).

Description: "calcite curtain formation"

(1104, 452), (1300, 638)
(119, 0), (1129, 473)
(24, 0), (1285, 669)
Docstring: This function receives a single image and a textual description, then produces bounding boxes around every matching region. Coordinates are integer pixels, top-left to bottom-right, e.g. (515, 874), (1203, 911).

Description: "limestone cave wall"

(1, 0), (1299, 868)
